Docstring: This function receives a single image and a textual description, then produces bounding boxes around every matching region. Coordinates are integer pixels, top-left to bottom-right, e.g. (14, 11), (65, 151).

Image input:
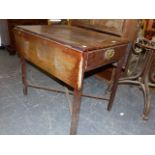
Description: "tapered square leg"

(20, 56), (28, 95)
(107, 57), (125, 111)
(70, 89), (82, 135)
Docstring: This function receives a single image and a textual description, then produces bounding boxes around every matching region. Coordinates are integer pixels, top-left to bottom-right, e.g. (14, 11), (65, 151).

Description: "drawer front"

(85, 45), (128, 71)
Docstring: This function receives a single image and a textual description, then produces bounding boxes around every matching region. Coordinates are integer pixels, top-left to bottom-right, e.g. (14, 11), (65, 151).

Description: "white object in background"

(48, 19), (62, 25)
(120, 112), (124, 116)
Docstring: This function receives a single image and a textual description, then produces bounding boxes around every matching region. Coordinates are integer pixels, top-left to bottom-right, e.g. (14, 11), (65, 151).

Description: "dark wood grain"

(15, 25), (128, 52)
(14, 28), (85, 90)
(14, 25), (129, 134)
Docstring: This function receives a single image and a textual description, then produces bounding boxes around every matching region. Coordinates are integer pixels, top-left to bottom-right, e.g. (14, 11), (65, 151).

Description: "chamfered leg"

(70, 89), (82, 135)
(107, 57), (125, 111)
(20, 56), (28, 95)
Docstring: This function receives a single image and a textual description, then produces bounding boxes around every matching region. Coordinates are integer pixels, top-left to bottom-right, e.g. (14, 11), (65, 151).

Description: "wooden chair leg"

(107, 58), (125, 111)
(21, 57), (28, 95)
(70, 89), (82, 135)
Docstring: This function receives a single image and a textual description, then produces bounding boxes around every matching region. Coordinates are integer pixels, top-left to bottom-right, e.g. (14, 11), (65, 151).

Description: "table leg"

(70, 89), (82, 135)
(107, 57), (125, 111)
(20, 56), (28, 95)
(105, 68), (116, 95)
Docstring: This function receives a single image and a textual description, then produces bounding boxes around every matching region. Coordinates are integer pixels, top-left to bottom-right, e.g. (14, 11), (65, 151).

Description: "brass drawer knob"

(104, 49), (115, 60)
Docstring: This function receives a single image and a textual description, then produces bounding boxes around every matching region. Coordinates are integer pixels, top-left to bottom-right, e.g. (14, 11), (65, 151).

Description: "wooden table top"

(15, 25), (128, 52)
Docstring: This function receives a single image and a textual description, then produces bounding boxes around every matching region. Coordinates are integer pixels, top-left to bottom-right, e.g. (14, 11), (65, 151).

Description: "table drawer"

(85, 45), (128, 71)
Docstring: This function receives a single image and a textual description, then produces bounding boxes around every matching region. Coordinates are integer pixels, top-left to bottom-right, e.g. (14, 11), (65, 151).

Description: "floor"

(0, 49), (155, 135)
